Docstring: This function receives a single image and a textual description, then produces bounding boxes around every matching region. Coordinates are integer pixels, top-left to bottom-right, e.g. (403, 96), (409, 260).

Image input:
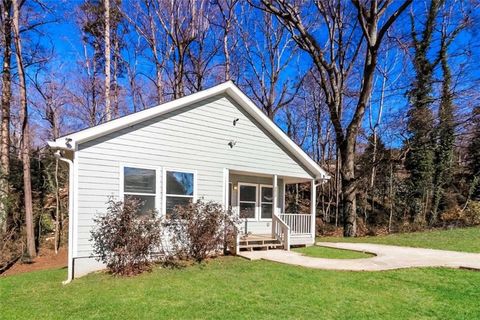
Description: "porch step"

(238, 235), (283, 251)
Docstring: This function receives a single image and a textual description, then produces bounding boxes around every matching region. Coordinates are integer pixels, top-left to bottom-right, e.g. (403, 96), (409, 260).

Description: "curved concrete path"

(238, 242), (480, 271)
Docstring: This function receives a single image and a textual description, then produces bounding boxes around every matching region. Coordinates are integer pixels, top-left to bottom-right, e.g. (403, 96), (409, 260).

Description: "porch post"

(223, 168), (229, 210)
(273, 174), (278, 215)
(272, 174), (278, 238)
(310, 179), (316, 244)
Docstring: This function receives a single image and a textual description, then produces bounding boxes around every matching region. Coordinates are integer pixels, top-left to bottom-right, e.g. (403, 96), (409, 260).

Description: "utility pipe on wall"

(54, 150), (74, 284)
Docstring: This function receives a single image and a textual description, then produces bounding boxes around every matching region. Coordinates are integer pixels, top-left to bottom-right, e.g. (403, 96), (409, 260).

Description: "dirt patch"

(2, 247), (67, 277)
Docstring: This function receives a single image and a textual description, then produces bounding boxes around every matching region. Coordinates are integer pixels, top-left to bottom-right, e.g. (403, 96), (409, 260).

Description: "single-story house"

(48, 81), (329, 282)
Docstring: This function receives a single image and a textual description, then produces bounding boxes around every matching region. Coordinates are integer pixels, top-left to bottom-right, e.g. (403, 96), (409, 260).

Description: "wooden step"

(237, 234), (284, 251)
(239, 239), (279, 246)
(238, 243), (284, 251)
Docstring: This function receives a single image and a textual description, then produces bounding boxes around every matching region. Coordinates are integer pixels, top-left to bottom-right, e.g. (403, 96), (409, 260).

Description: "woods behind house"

(0, 0), (479, 269)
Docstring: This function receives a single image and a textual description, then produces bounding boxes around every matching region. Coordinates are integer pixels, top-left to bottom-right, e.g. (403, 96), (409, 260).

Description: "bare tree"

(70, 23), (104, 127)
(30, 69), (68, 254)
(214, 0), (239, 81)
(252, 0), (412, 236)
(12, 0), (35, 257)
(120, 0), (170, 103)
(184, 4), (222, 93)
(0, 0), (12, 233)
(104, 0), (111, 121)
(239, 6), (301, 119)
(155, 0), (208, 99)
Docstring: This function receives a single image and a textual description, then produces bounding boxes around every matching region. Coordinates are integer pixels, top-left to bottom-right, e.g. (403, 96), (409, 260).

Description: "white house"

(48, 81), (329, 282)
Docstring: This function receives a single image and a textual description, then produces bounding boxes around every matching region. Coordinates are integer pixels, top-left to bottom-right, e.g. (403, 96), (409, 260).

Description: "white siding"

(74, 94), (313, 258)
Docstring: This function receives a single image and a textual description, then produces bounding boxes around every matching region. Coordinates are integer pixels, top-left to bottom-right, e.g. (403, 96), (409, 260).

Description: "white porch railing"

(272, 213), (290, 250)
(279, 214), (311, 235)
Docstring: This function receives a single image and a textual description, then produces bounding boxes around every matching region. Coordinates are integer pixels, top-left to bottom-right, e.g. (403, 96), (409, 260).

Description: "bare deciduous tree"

(12, 0), (35, 257)
(252, 0), (412, 236)
(239, 7), (301, 119)
(0, 0), (13, 233)
(214, 0), (239, 81)
(104, 0), (112, 121)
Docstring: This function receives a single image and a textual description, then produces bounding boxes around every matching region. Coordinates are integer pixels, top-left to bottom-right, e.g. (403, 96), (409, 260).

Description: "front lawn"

(3, 226), (480, 319)
(293, 245), (373, 259)
(2, 257), (480, 319)
(320, 226), (480, 253)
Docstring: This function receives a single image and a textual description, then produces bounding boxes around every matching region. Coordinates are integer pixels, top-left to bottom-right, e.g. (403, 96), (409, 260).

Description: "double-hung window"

(122, 166), (157, 215)
(165, 170), (195, 216)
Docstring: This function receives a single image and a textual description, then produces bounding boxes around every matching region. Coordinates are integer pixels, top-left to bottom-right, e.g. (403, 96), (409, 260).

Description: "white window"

(164, 170), (196, 216)
(238, 183), (257, 220)
(260, 185), (273, 219)
(122, 166), (158, 215)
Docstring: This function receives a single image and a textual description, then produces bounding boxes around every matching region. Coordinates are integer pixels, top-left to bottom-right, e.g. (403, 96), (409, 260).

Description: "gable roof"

(48, 81), (329, 180)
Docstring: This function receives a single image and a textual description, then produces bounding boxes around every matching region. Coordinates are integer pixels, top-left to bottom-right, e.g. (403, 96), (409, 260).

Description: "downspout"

(54, 150), (74, 284)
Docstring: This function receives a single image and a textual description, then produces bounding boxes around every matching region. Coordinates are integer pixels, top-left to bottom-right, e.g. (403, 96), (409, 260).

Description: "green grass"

(320, 226), (480, 253)
(293, 245), (373, 259)
(2, 258), (480, 319)
(2, 227), (480, 319)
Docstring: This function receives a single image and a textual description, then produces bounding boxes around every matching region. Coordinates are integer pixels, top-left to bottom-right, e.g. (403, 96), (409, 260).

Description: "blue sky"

(27, 1), (480, 150)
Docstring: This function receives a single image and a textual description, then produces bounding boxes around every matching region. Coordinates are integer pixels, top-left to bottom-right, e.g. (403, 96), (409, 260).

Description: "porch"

(225, 169), (318, 252)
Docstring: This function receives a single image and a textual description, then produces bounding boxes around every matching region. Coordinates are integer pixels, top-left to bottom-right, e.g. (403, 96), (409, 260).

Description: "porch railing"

(279, 214), (311, 235)
(272, 213), (290, 250)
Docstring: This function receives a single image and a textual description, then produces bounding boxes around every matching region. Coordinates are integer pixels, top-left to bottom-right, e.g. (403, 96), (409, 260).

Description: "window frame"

(119, 163), (161, 215)
(237, 182), (258, 221)
(162, 168), (197, 217)
(259, 184), (274, 221)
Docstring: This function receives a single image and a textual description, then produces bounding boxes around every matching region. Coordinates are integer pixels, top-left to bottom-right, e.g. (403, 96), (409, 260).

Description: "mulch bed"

(2, 247), (67, 277)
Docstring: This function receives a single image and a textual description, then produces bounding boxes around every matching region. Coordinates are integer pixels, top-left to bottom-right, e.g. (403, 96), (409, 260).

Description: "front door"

(238, 183), (257, 220)
(259, 185), (273, 220)
(238, 183), (274, 221)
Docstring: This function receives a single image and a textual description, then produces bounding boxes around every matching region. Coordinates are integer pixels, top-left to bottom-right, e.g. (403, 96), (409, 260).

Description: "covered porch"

(225, 169), (318, 252)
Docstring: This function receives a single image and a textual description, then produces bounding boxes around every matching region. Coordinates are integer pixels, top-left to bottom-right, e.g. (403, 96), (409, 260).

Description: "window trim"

(119, 163), (161, 215)
(237, 182), (258, 221)
(162, 168), (197, 217)
(259, 184), (274, 221)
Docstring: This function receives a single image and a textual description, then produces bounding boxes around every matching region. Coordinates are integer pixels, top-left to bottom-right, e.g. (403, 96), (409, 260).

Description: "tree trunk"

(388, 161), (394, 233)
(12, 0), (35, 258)
(0, 0), (12, 233)
(340, 142), (357, 237)
(104, 0), (111, 121)
(112, 34), (120, 118)
(335, 148), (341, 227)
(223, 28), (230, 81)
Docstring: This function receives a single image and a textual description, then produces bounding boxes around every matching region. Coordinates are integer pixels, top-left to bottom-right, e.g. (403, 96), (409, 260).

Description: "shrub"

(90, 198), (163, 276)
(464, 201), (480, 225)
(166, 200), (238, 262)
(440, 202), (480, 227)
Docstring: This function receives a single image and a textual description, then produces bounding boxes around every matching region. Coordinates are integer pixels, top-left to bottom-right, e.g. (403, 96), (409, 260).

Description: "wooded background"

(0, 0), (479, 266)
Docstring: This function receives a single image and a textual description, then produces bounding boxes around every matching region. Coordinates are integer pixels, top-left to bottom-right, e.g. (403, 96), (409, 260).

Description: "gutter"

(315, 176), (329, 187)
(53, 149), (74, 284)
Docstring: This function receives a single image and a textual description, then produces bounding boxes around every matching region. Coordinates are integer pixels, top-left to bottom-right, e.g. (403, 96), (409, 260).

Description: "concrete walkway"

(237, 242), (480, 271)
